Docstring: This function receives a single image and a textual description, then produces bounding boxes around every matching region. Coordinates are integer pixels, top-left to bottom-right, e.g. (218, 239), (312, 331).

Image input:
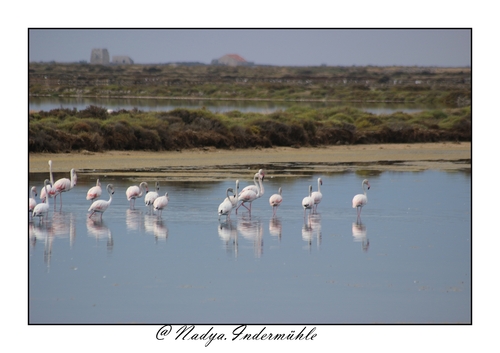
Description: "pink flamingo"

(86, 179), (102, 202)
(33, 179), (51, 223)
(352, 179), (370, 219)
(218, 187), (235, 221)
(40, 160), (56, 201)
(240, 169), (265, 195)
(126, 182), (149, 209)
(88, 184), (114, 219)
(29, 186), (38, 221)
(302, 185), (314, 217)
(269, 187), (283, 217)
(53, 168), (78, 209)
(153, 192), (169, 217)
(311, 177), (323, 212)
(145, 181), (160, 214)
(236, 172), (264, 214)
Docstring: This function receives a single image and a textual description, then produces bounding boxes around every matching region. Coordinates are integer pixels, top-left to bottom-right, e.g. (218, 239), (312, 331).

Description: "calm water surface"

(28, 170), (471, 324)
(28, 97), (444, 115)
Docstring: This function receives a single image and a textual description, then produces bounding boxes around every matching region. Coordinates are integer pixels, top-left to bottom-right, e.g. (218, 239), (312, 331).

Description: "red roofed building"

(212, 54), (254, 67)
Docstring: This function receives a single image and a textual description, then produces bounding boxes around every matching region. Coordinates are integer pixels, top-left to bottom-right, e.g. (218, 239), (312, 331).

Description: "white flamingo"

(218, 187), (235, 221)
(145, 181), (160, 213)
(40, 160), (56, 201)
(88, 184), (114, 219)
(224, 180), (239, 210)
(311, 177), (323, 212)
(236, 172), (264, 214)
(29, 186), (38, 221)
(33, 179), (51, 223)
(302, 185), (314, 217)
(126, 182), (149, 209)
(52, 168), (78, 209)
(153, 192), (169, 217)
(86, 179), (102, 202)
(269, 187), (283, 217)
(352, 179), (370, 219)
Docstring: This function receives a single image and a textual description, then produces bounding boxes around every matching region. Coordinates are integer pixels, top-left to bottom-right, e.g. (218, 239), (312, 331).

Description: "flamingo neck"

(49, 163), (54, 184)
(318, 179), (321, 192)
(44, 183), (50, 206)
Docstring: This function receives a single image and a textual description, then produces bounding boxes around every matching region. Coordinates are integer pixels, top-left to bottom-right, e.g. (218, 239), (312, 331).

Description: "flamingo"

(236, 172), (264, 214)
(302, 185), (314, 217)
(224, 180), (239, 210)
(352, 179), (370, 219)
(240, 169), (265, 195)
(153, 192), (169, 217)
(126, 182), (149, 209)
(145, 181), (160, 213)
(88, 184), (114, 219)
(29, 186), (38, 221)
(33, 179), (51, 223)
(311, 177), (323, 212)
(86, 179), (102, 202)
(40, 160), (56, 201)
(269, 187), (283, 217)
(52, 168), (78, 209)
(218, 188), (235, 221)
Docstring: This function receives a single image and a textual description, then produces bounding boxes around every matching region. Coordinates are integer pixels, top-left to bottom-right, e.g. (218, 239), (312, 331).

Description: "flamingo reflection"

(238, 215), (263, 258)
(218, 220), (238, 257)
(126, 208), (145, 233)
(144, 213), (169, 242)
(302, 213), (322, 251)
(352, 221), (369, 252)
(29, 222), (54, 270)
(87, 218), (113, 252)
(269, 217), (282, 241)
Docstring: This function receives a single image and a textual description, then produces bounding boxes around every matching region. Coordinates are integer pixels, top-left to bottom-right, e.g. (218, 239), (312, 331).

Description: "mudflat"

(29, 142), (471, 181)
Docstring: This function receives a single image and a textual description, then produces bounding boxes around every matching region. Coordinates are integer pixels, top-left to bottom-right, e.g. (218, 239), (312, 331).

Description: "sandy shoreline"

(28, 142), (471, 181)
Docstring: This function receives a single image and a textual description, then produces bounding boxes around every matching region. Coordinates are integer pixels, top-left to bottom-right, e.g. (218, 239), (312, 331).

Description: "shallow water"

(28, 169), (471, 324)
(29, 96), (443, 115)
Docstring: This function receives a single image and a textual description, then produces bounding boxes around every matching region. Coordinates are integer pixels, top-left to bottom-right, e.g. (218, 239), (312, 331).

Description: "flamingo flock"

(30, 160), (372, 224)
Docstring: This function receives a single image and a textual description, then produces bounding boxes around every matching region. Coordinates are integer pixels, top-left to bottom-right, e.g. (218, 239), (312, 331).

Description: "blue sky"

(29, 29), (471, 67)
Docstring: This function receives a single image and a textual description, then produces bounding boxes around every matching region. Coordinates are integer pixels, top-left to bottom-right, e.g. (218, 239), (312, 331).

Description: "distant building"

(90, 48), (110, 65)
(112, 56), (134, 65)
(211, 54), (254, 67)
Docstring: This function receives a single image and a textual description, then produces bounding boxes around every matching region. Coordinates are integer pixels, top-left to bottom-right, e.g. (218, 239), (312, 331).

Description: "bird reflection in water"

(218, 219), (238, 257)
(126, 208), (145, 233)
(238, 215), (263, 258)
(352, 221), (369, 252)
(29, 222), (54, 270)
(144, 213), (169, 242)
(269, 217), (282, 241)
(302, 213), (322, 251)
(87, 218), (113, 253)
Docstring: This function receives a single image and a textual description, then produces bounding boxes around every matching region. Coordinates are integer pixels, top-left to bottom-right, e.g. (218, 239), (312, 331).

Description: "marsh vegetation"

(28, 63), (471, 152)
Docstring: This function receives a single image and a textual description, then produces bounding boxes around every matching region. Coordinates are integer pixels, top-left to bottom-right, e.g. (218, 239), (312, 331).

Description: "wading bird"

(40, 160), (56, 201)
(236, 172), (264, 215)
(352, 179), (370, 220)
(153, 192), (169, 217)
(311, 177), (323, 213)
(52, 168), (78, 210)
(33, 180), (51, 223)
(86, 179), (102, 202)
(219, 188), (235, 221)
(269, 187), (283, 217)
(88, 184), (115, 219)
(302, 185), (314, 217)
(145, 181), (160, 214)
(29, 186), (38, 221)
(126, 182), (149, 209)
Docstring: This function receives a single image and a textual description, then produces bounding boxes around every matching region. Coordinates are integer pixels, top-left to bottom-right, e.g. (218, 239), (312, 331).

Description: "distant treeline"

(28, 105), (471, 153)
